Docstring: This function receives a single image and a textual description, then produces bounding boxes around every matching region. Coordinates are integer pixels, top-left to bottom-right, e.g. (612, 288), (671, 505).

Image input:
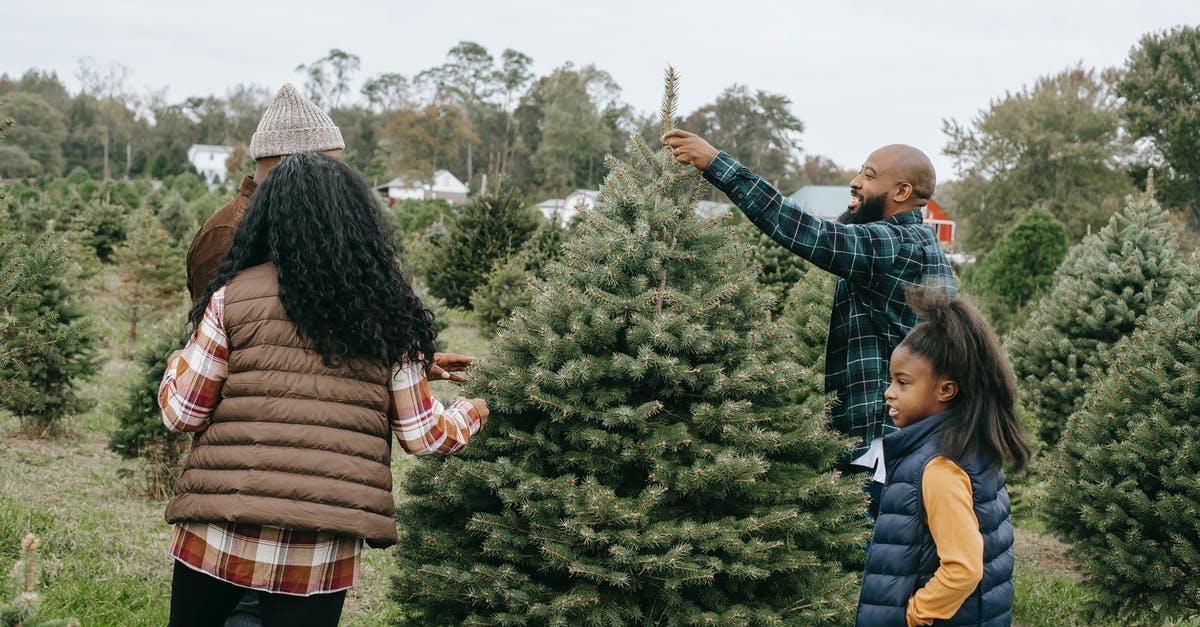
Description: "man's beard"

(838, 193), (887, 224)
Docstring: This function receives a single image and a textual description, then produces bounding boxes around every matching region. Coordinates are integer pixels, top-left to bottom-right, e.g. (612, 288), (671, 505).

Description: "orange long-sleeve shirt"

(905, 456), (985, 626)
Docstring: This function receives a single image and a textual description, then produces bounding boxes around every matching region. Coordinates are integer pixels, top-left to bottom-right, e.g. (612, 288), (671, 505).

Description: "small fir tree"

(155, 191), (194, 245)
(1, 534), (80, 627)
(1044, 252), (1200, 624)
(69, 198), (128, 262)
(108, 317), (191, 498)
(1006, 188), (1178, 447)
(967, 208), (1068, 334)
(470, 255), (535, 336)
(424, 182), (539, 308)
(112, 209), (186, 353)
(0, 118), (90, 418)
(731, 217), (810, 319)
(780, 269), (837, 376)
(471, 217), (567, 335)
(393, 69), (865, 626)
(0, 232), (98, 435)
(401, 218), (450, 280)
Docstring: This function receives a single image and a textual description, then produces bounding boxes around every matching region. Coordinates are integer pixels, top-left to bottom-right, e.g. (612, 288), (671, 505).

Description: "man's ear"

(893, 182), (914, 203)
(938, 379), (958, 403)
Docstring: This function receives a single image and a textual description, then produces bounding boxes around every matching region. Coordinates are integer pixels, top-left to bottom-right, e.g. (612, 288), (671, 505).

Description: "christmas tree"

(1043, 251), (1200, 623)
(112, 208), (185, 353)
(966, 208), (1067, 335)
(780, 270), (837, 381)
(0, 232), (98, 435)
(108, 317), (191, 497)
(392, 69), (864, 626)
(424, 182), (540, 309)
(730, 218), (810, 320)
(1005, 187), (1178, 447)
(471, 217), (566, 335)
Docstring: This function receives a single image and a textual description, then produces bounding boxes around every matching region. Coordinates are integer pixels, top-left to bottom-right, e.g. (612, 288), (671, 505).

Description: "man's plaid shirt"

(703, 152), (956, 461)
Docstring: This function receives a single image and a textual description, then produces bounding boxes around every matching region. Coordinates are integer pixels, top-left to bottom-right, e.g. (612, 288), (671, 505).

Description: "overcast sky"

(4, 0), (1199, 183)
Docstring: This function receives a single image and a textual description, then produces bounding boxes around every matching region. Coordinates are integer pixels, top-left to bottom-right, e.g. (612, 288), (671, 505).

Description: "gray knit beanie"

(248, 84), (344, 159)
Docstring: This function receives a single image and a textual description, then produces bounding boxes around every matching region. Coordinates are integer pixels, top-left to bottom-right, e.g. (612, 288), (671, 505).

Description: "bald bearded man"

(663, 130), (956, 520)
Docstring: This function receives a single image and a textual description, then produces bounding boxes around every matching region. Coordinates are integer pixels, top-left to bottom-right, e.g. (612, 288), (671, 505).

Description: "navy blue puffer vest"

(855, 411), (1014, 627)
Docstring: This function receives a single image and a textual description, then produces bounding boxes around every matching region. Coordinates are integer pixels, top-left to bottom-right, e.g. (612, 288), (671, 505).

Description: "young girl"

(856, 287), (1030, 627)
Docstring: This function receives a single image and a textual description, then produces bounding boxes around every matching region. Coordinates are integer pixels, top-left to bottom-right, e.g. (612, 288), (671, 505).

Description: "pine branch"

(659, 66), (680, 142)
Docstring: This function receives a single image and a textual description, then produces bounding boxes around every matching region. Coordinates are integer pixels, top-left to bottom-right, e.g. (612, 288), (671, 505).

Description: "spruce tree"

(471, 218), (567, 335)
(155, 191), (194, 245)
(401, 218), (450, 280)
(1006, 189), (1178, 447)
(69, 198), (128, 262)
(967, 208), (1067, 335)
(0, 233), (98, 435)
(0, 121), (95, 434)
(393, 70), (865, 626)
(424, 182), (539, 309)
(780, 270), (837, 377)
(731, 218), (809, 319)
(108, 317), (191, 497)
(112, 209), (186, 353)
(470, 255), (535, 336)
(1043, 252), (1200, 623)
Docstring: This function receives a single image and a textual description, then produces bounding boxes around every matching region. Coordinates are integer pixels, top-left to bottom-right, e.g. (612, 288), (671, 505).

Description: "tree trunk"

(501, 112), (513, 176)
(101, 125), (111, 182)
(467, 143), (474, 191)
(127, 307), (138, 355)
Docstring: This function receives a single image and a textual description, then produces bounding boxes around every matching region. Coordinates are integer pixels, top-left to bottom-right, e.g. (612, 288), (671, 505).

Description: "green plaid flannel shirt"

(703, 151), (956, 461)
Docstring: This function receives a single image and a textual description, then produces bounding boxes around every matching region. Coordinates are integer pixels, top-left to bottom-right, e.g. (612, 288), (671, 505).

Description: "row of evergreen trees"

(390, 122), (1200, 623)
(971, 179), (1198, 622)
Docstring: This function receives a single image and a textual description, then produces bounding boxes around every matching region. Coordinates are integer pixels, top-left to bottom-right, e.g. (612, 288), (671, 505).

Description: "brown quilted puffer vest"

(165, 263), (399, 548)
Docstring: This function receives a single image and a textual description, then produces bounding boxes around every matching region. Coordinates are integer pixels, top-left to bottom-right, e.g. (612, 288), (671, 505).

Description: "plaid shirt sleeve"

(159, 287), (229, 433)
(389, 361), (484, 455)
(703, 151), (903, 283)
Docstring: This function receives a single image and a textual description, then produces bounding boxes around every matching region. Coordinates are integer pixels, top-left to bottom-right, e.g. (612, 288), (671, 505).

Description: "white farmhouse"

(377, 170), (470, 205)
(535, 189), (597, 223)
(187, 144), (234, 185)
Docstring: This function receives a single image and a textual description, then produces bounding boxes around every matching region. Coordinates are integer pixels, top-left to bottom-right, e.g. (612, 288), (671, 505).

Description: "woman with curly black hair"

(158, 152), (490, 626)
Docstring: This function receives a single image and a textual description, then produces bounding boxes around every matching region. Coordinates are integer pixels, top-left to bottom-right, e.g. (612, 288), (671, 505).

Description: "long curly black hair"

(189, 152), (437, 370)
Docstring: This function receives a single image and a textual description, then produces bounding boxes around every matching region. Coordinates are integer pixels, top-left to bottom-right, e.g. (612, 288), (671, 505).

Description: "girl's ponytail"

(901, 285), (1030, 473)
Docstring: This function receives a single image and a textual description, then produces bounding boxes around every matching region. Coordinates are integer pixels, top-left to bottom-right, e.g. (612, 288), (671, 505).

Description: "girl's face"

(884, 345), (958, 428)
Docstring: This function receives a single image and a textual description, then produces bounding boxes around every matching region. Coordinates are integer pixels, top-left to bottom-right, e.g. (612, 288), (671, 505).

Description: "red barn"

(922, 198), (955, 245)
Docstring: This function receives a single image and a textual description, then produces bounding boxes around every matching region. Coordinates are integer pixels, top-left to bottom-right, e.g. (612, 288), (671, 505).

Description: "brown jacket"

(186, 175), (257, 303)
(165, 263), (400, 547)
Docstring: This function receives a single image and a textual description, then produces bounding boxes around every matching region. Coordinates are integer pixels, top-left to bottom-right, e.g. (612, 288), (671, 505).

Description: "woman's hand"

(430, 352), (475, 383)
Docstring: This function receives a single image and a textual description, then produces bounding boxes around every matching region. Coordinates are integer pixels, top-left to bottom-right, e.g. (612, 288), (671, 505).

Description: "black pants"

(168, 560), (346, 627)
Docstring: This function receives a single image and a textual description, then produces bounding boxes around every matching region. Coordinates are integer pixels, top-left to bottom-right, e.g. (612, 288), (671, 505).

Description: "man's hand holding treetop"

(662, 129), (719, 171)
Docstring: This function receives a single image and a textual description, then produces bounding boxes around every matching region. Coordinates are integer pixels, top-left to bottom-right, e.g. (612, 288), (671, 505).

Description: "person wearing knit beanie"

(187, 83), (346, 306)
(249, 83), (344, 159)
